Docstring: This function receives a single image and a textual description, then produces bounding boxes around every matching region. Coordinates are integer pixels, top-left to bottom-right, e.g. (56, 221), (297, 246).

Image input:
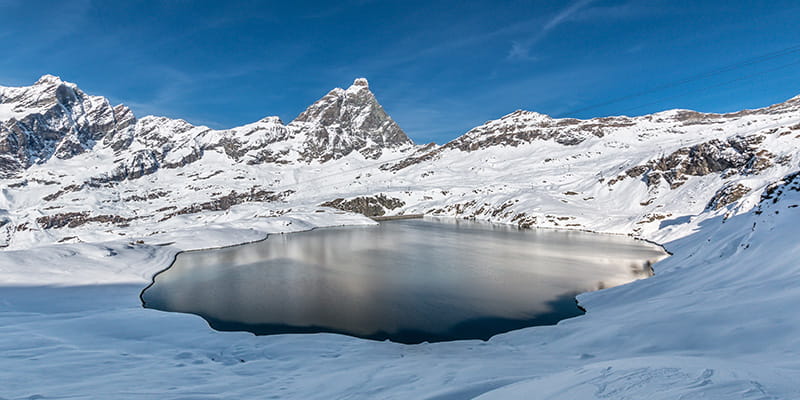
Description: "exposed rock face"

(0, 75), (135, 177)
(290, 78), (412, 161)
(450, 111), (636, 151)
(35, 212), (135, 229)
(163, 188), (295, 219)
(320, 194), (405, 217)
(94, 149), (161, 184)
(614, 134), (774, 189)
(706, 183), (752, 211)
(380, 143), (440, 172)
(760, 171), (800, 205)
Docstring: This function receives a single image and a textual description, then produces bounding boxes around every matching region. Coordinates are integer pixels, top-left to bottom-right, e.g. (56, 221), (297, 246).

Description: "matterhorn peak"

(289, 78), (412, 160)
(350, 77), (369, 89)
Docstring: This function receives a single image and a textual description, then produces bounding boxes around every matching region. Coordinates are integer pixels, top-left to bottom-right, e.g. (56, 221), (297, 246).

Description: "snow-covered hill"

(2, 75), (800, 398)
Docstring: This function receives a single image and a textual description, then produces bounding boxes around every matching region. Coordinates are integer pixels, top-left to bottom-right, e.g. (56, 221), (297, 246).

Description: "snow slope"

(1, 76), (800, 398)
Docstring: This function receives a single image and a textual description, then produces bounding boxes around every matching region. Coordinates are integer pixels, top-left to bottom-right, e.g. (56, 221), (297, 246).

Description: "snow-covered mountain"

(2, 75), (800, 248)
(0, 75), (135, 176)
(0, 75), (411, 179)
(374, 98), (800, 239)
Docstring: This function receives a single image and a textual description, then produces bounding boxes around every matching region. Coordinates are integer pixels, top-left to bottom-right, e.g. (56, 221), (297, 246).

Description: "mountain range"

(1, 75), (799, 248)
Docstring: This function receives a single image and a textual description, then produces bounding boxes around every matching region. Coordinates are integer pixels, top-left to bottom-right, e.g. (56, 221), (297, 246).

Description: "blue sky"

(1, 0), (798, 144)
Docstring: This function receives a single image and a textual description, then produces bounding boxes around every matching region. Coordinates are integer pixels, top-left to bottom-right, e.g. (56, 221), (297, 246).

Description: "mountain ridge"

(0, 76), (414, 181)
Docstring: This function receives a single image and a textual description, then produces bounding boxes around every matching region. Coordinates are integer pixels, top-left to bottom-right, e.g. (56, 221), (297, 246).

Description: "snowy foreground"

(2, 193), (800, 399)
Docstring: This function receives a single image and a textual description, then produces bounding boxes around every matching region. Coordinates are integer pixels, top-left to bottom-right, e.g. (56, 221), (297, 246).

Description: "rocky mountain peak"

(0, 75), (134, 177)
(290, 78), (413, 160)
(350, 78), (369, 89)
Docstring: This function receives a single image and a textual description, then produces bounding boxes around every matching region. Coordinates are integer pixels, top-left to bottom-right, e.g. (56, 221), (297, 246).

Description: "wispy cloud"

(507, 0), (597, 61)
(544, 0), (597, 31)
(112, 64), (261, 121)
(332, 14), (546, 78)
(2, 0), (92, 53)
(386, 63), (614, 144)
(109, 55), (309, 129)
(507, 41), (540, 61)
(345, 0), (607, 70)
(299, 0), (377, 19)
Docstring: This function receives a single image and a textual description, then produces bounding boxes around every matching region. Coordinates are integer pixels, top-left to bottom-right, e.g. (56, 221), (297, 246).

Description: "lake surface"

(141, 219), (667, 344)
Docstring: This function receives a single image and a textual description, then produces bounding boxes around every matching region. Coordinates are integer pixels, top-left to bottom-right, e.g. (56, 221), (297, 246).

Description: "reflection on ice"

(142, 219), (667, 344)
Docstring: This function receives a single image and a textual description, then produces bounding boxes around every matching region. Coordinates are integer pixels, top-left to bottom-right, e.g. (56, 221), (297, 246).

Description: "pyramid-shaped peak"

(290, 78), (413, 159)
(294, 78), (384, 125)
(351, 78), (369, 88)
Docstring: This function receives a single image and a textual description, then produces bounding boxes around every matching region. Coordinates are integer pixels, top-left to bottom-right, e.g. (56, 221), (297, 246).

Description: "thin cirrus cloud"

(111, 63), (284, 126)
(507, 0), (597, 61)
(505, 0), (663, 61)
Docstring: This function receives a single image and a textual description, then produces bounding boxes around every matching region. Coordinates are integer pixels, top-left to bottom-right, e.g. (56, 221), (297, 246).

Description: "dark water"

(141, 219), (666, 344)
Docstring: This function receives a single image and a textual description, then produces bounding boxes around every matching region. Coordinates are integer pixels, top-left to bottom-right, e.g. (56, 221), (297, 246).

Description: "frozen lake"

(142, 219), (667, 343)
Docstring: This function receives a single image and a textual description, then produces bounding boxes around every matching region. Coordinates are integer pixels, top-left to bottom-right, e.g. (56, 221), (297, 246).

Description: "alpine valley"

(2, 75), (800, 399)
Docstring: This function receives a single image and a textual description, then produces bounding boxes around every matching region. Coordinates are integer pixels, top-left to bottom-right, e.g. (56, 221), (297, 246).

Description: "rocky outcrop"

(612, 134), (774, 189)
(380, 143), (440, 172)
(35, 212), (135, 229)
(448, 111), (635, 151)
(320, 194), (405, 217)
(706, 183), (752, 211)
(760, 171), (800, 205)
(163, 188), (295, 219)
(200, 117), (292, 164)
(380, 112), (641, 171)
